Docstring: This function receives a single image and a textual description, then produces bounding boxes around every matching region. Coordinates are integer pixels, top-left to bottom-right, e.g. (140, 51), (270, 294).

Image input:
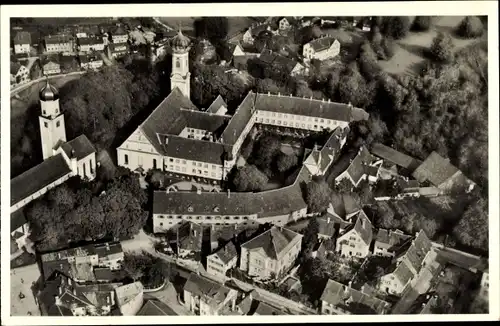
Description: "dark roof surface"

(307, 36), (338, 52)
(213, 241), (238, 264)
(254, 301), (287, 315)
(181, 109), (230, 134)
(241, 226), (301, 260)
(206, 95), (228, 114)
(184, 273), (232, 306)
(59, 135), (96, 160)
(11, 153), (71, 206)
(14, 31), (32, 45)
(345, 146), (376, 184)
(45, 34), (72, 44)
(317, 216), (336, 238)
(370, 143), (422, 172)
(11, 210), (27, 232)
(137, 300), (178, 315)
(164, 136), (229, 165)
(412, 151), (460, 187)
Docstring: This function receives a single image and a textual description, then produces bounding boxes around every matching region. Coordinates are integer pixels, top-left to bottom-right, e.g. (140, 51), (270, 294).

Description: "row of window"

(257, 117), (334, 130)
(168, 158), (219, 170)
(43, 120), (61, 128)
(158, 221), (255, 227)
(157, 215), (250, 221)
(258, 111), (338, 125)
(208, 259), (225, 269)
(208, 265), (225, 275)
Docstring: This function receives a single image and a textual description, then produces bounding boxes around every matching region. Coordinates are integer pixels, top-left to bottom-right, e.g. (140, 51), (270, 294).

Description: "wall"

(178, 127), (213, 140)
(153, 213), (259, 233)
(206, 255), (237, 280)
(118, 291), (144, 316)
(112, 35), (129, 44)
(378, 273), (405, 295)
(255, 110), (348, 133)
(336, 231), (370, 258)
(46, 42), (73, 53)
(14, 43), (30, 54)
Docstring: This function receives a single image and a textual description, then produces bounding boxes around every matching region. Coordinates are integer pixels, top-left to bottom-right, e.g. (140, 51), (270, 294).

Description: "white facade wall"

(153, 213), (259, 233)
(335, 230), (370, 258)
(206, 254), (238, 279)
(255, 110), (348, 132)
(15, 43), (31, 54)
(39, 114), (67, 160)
(112, 35), (129, 44)
(80, 42), (105, 52)
(46, 42), (73, 53)
(303, 40), (340, 61)
(373, 244), (395, 257)
(378, 273), (406, 295)
(178, 127), (213, 140)
(43, 63), (61, 75)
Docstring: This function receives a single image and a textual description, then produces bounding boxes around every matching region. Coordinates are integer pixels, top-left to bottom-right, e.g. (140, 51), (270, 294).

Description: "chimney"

(228, 189), (231, 198)
(328, 99), (330, 103)
(278, 92), (281, 97)
(71, 149), (75, 158)
(197, 188), (202, 195)
(268, 91), (270, 96)
(327, 216), (331, 224)
(348, 280), (353, 288)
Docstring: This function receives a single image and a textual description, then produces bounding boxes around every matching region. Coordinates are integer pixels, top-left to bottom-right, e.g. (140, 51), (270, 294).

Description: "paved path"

(10, 71), (86, 96)
(153, 17), (174, 31)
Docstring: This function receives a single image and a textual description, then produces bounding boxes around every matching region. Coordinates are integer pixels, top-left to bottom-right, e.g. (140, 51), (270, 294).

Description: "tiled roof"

(392, 261), (414, 285)
(184, 273), (232, 306)
(320, 279), (389, 314)
(307, 36), (338, 52)
(254, 301), (287, 315)
(317, 216), (337, 238)
(45, 34), (72, 45)
(258, 50), (302, 74)
(370, 143), (422, 172)
(403, 231), (432, 272)
(343, 146), (376, 184)
(137, 300), (177, 315)
(111, 25), (128, 36)
(221, 91), (256, 146)
(177, 221), (203, 252)
(11, 210), (27, 232)
(206, 95), (228, 114)
(164, 136), (230, 165)
(181, 109), (230, 134)
(77, 36), (103, 46)
(241, 226), (301, 260)
(59, 135), (96, 160)
(250, 23), (271, 37)
(412, 151), (460, 187)
(10, 62), (22, 75)
(213, 241), (238, 264)
(11, 153), (71, 206)
(353, 210), (373, 245)
(94, 267), (126, 282)
(14, 31), (31, 45)
(115, 282), (143, 307)
(93, 241), (123, 259)
(329, 193), (361, 220)
(376, 229), (411, 250)
(153, 181), (307, 218)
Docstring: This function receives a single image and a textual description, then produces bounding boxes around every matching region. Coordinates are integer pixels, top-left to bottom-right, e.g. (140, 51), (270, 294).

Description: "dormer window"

(214, 206), (220, 212)
(188, 206), (194, 212)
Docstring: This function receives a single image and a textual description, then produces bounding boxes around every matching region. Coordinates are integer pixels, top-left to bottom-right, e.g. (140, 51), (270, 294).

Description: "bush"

(411, 16), (433, 31)
(381, 37), (396, 59)
(381, 16), (411, 40)
(456, 16), (484, 38)
(428, 32), (455, 63)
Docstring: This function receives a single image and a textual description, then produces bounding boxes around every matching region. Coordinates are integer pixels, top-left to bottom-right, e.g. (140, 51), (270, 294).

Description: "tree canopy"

(305, 178), (332, 213)
(123, 251), (175, 288)
(411, 16), (433, 32)
(276, 152), (299, 173)
(27, 168), (148, 252)
(453, 195), (488, 251)
(456, 16), (484, 39)
(231, 164), (269, 192)
(428, 32), (455, 63)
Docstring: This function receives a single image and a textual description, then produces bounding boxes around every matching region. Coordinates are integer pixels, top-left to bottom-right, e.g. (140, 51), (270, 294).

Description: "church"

(10, 78), (97, 248)
(117, 29), (369, 184)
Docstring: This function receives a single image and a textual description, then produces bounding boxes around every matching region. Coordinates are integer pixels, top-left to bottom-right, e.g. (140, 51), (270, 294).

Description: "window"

(160, 222), (163, 226)
(188, 206), (194, 212)
(153, 159), (157, 169)
(44, 122), (48, 128)
(124, 154), (128, 165)
(182, 160), (187, 164)
(176, 59), (180, 68)
(90, 159), (94, 174)
(169, 158), (174, 162)
(56, 121), (60, 127)
(175, 159), (180, 163)
(192, 169), (197, 173)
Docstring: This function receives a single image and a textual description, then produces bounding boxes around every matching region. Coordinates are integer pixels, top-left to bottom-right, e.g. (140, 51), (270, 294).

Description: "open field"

(379, 16), (484, 76)
(11, 264), (42, 316)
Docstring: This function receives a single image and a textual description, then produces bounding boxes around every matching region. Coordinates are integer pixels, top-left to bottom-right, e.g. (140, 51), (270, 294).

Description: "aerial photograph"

(8, 14), (490, 317)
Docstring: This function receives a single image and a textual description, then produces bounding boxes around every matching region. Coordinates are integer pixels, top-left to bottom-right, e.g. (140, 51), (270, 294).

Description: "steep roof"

(206, 95), (228, 114)
(14, 31), (32, 45)
(320, 279), (389, 314)
(181, 109), (230, 134)
(164, 136), (230, 165)
(241, 226), (301, 260)
(345, 146), (376, 185)
(370, 143), (422, 172)
(258, 50), (302, 74)
(177, 221), (203, 252)
(307, 36), (338, 52)
(412, 151), (460, 187)
(212, 241), (238, 264)
(402, 231), (433, 272)
(11, 153), (71, 206)
(10, 62), (22, 75)
(115, 282), (143, 307)
(254, 301), (287, 315)
(317, 216), (337, 238)
(375, 229), (411, 251)
(59, 135), (96, 160)
(220, 91), (256, 146)
(391, 261), (414, 285)
(341, 210), (373, 246)
(77, 36), (103, 46)
(45, 34), (72, 45)
(11, 210), (27, 232)
(137, 300), (177, 315)
(184, 273), (232, 307)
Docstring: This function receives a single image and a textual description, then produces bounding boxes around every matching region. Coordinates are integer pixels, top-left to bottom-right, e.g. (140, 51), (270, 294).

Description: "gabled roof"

(11, 153), (71, 206)
(412, 151), (461, 187)
(45, 34), (72, 45)
(317, 216), (337, 238)
(370, 143), (422, 172)
(77, 36), (103, 46)
(329, 193), (361, 220)
(241, 226), (301, 260)
(93, 241), (123, 259)
(181, 109), (230, 134)
(206, 95), (228, 114)
(177, 221), (203, 252)
(115, 281), (143, 307)
(340, 210), (373, 246)
(307, 36), (338, 52)
(10, 62), (22, 75)
(137, 300), (177, 315)
(320, 279), (389, 314)
(258, 50), (302, 74)
(59, 135), (96, 160)
(249, 23), (272, 37)
(391, 261), (414, 285)
(345, 146), (376, 185)
(211, 241), (238, 264)
(254, 301), (287, 315)
(14, 31), (32, 45)
(184, 273), (232, 307)
(375, 229), (411, 251)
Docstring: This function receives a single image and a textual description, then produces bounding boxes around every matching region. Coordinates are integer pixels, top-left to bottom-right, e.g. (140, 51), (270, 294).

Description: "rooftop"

(211, 240), (238, 264)
(59, 135), (96, 160)
(184, 273), (233, 307)
(370, 143), (422, 172)
(115, 281), (144, 307)
(137, 300), (177, 316)
(412, 151), (461, 187)
(241, 226), (301, 260)
(11, 153), (71, 206)
(14, 31), (32, 45)
(307, 36), (338, 52)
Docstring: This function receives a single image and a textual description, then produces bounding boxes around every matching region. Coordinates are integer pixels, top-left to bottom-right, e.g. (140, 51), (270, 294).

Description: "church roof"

(59, 135), (96, 160)
(11, 153), (71, 206)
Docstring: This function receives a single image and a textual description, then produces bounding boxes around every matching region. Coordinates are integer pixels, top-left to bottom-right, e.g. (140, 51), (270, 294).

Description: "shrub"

(456, 16), (484, 38)
(428, 32), (455, 63)
(411, 16), (433, 32)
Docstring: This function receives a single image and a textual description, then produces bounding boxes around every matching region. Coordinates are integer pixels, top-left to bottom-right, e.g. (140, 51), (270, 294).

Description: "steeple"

(170, 24), (191, 98)
(39, 76), (66, 160)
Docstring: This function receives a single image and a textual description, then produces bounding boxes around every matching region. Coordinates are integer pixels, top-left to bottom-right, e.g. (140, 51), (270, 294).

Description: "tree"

(305, 179), (332, 213)
(381, 16), (411, 40)
(255, 78), (281, 94)
(381, 37), (396, 59)
(276, 152), (299, 173)
(302, 218), (320, 253)
(358, 41), (382, 81)
(428, 32), (455, 63)
(456, 16), (484, 38)
(232, 164), (269, 192)
(254, 31), (274, 53)
(453, 196), (488, 251)
(335, 178), (353, 194)
(194, 17), (229, 43)
(411, 16), (433, 31)
(251, 134), (281, 174)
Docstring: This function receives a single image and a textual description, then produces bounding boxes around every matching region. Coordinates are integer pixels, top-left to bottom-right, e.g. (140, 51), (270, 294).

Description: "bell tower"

(38, 77), (66, 160)
(170, 28), (192, 98)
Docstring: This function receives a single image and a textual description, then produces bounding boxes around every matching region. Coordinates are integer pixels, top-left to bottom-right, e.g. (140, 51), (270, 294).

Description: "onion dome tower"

(170, 28), (192, 98)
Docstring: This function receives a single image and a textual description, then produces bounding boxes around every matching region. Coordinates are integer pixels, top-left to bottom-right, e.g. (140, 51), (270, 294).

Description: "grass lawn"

(11, 263), (42, 316)
(379, 16), (485, 77)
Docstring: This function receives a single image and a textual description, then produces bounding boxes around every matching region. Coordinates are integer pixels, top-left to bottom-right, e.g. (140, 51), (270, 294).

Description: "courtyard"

(11, 264), (42, 316)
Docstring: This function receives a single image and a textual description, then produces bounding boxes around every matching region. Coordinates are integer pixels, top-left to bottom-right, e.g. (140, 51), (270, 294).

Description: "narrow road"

(10, 71), (86, 96)
(152, 17), (174, 31)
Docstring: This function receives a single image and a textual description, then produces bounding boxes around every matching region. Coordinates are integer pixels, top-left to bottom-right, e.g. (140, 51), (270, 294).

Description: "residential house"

(412, 151), (476, 193)
(320, 279), (390, 315)
(137, 299), (177, 315)
(277, 17), (296, 30)
(373, 229), (412, 257)
(335, 146), (382, 187)
(42, 60), (62, 75)
(183, 273), (238, 315)
(141, 27), (156, 43)
(108, 42), (129, 58)
(206, 241), (238, 279)
(258, 50), (305, 77)
(242, 23), (275, 44)
(44, 34), (74, 53)
(370, 142), (422, 176)
(327, 193), (361, 225)
(303, 128), (346, 176)
(303, 36), (341, 61)
(10, 62), (30, 85)
(174, 221), (203, 260)
(94, 242), (124, 270)
(335, 209), (373, 258)
(111, 25), (129, 44)
(254, 302), (288, 315)
(114, 281), (144, 316)
(205, 95), (229, 115)
(77, 36), (105, 53)
(79, 54), (103, 70)
(377, 230), (433, 295)
(240, 226), (302, 279)
(478, 269), (489, 302)
(13, 31), (31, 54)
